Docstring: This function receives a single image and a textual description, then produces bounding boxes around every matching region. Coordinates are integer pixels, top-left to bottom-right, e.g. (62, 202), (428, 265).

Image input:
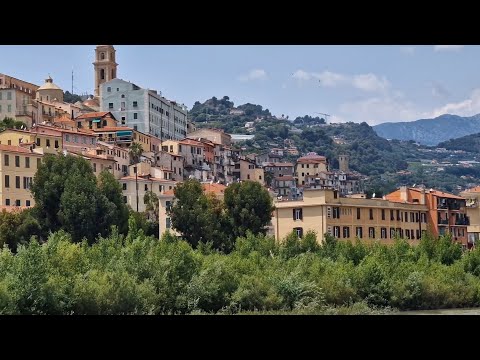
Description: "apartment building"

(273, 188), (429, 244)
(0, 129), (62, 155)
(233, 159), (264, 185)
(100, 78), (187, 140)
(460, 186), (480, 247)
(31, 124), (97, 152)
(0, 144), (43, 207)
(295, 153), (328, 186)
(386, 186), (469, 246)
(187, 128), (231, 146)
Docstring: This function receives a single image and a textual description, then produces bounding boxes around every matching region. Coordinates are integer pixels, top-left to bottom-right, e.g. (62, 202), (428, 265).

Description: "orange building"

(385, 186), (469, 246)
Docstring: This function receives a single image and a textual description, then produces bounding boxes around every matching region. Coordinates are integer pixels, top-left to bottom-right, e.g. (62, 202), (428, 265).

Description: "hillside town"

(2, 45), (480, 251)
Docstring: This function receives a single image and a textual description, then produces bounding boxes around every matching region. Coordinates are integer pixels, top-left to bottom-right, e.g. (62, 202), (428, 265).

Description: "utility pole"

(314, 112), (331, 124)
(134, 165), (139, 212)
(72, 67), (74, 94)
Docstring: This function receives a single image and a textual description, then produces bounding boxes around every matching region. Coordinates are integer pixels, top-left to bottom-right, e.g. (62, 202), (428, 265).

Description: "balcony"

(455, 217), (470, 226)
(438, 219), (449, 225)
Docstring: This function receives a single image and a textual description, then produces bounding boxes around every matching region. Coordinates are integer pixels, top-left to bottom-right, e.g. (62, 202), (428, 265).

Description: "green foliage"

(63, 91), (83, 104)
(0, 117), (26, 131)
(30, 154), (127, 243)
(224, 181), (274, 239)
(129, 142), (143, 164)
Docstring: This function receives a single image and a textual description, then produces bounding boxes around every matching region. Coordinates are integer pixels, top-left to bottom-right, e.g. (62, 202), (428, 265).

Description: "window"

(410, 212), (415, 222)
(133, 101), (138, 107)
(7, 105), (11, 113)
(327, 206), (331, 218)
(122, 183), (127, 190)
(333, 226), (340, 238)
(4, 175), (9, 188)
(101, 52), (105, 60)
(343, 226), (350, 239)
(55, 140), (59, 148)
(421, 213), (427, 223)
(144, 184), (148, 191)
(356, 227), (363, 239)
(8, 140), (11, 145)
(37, 158), (41, 168)
(121, 116), (126, 125)
(3, 154), (8, 166)
(166, 217), (171, 229)
(333, 207), (340, 219)
(369, 227), (375, 239)
(381, 209), (385, 221)
(369, 208), (373, 220)
(15, 200), (20, 206)
(93, 163), (97, 172)
(107, 87), (112, 92)
(25, 157), (30, 168)
(46, 139), (50, 148)
(396, 210), (401, 221)
(100, 69), (105, 80)
(166, 201), (172, 211)
(415, 213), (419, 223)
(247, 174), (250, 180)
(333, 190), (338, 199)
(121, 94), (125, 98)
(108, 103), (114, 109)
(390, 210), (394, 221)
(5, 199), (10, 206)
(117, 88), (119, 91)
(134, 113), (138, 120)
(404, 212), (408, 222)
(381, 227), (387, 239)
(134, 125), (138, 131)
(293, 208), (303, 220)
(357, 208), (361, 219)
(123, 196), (127, 203)
(65, 134), (70, 142)
(7, 92), (12, 100)
(14, 155), (19, 167)
(390, 228), (396, 239)
(15, 176), (20, 188)
(405, 229), (410, 239)
(416, 230), (420, 239)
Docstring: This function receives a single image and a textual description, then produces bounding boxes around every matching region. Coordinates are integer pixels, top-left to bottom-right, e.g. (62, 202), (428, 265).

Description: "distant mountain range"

(373, 114), (480, 146)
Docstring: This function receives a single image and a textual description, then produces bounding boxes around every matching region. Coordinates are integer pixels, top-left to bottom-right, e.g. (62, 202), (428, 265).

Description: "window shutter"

(293, 209), (296, 220)
(299, 208), (303, 220)
(299, 227), (303, 238)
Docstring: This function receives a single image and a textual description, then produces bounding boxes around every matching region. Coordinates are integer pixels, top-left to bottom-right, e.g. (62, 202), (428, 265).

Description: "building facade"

(100, 78), (187, 140)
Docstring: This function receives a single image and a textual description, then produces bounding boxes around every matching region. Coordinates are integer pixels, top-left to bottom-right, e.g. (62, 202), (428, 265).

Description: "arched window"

(100, 52), (105, 60)
(100, 69), (105, 80)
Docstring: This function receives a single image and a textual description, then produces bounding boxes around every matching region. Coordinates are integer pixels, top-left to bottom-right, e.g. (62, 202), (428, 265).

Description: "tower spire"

(93, 45), (118, 99)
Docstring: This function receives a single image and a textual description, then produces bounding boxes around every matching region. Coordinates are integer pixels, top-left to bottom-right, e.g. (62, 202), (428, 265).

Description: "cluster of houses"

(2, 45), (480, 249)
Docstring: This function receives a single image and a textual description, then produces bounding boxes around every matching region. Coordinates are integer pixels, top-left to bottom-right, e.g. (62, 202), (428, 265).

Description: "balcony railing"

(438, 219), (449, 225)
(455, 218), (470, 226)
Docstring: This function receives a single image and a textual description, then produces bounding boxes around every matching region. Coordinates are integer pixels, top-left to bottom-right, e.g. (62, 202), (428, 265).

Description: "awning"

(116, 131), (133, 136)
(92, 119), (101, 123)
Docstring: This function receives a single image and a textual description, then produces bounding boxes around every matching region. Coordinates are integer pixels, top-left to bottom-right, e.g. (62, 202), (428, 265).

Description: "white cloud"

(291, 69), (311, 81)
(352, 73), (389, 92)
(400, 46), (415, 55)
(429, 88), (480, 118)
(431, 82), (450, 98)
(312, 71), (349, 87)
(338, 96), (420, 125)
(238, 69), (267, 82)
(291, 69), (388, 92)
(434, 45), (464, 52)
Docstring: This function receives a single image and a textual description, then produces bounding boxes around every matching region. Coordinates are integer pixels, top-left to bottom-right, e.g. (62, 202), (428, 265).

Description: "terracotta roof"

(429, 190), (465, 200)
(92, 126), (133, 132)
(0, 144), (37, 154)
(33, 126), (95, 136)
(0, 206), (28, 213)
(265, 162), (294, 167)
(179, 138), (204, 146)
(75, 112), (111, 120)
(465, 186), (480, 193)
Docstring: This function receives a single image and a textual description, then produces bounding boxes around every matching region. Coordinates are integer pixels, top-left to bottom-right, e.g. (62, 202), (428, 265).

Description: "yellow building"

(295, 153), (328, 186)
(238, 159), (264, 185)
(273, 188), (429, 244)
(460, 186), (480, 246)
(0, 144), (43, 207)
(0, 128), (62, 154)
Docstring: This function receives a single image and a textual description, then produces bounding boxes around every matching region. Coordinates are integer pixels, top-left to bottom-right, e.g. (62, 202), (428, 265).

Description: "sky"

(0, 45), (478, 126)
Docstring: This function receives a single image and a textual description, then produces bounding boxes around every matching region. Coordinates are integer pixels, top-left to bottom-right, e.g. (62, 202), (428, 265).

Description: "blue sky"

(0, 45), (477, 125)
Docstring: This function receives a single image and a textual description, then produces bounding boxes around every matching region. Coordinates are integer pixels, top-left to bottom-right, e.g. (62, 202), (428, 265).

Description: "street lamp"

(134, 165), (139, 212)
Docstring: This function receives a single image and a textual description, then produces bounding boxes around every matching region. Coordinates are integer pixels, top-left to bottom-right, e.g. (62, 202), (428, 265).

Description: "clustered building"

(1, 45), (479, 250)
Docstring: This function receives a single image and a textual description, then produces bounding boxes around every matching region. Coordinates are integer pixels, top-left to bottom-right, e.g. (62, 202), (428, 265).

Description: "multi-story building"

(31, 124), (97, 153)
(295, 152), (328, 186)
(0, 74), (39, 127)
(93, 45), (118, 99)
(154, 151), (184, 181)
(100, 78), (187, 140)
(0, 128), (62, 155)
(234, 158), (264, 185)
(0, 144), (43, 207)
(95, 141), (130, 179)
(158, 183), (227, 238)
(187, 128), (231, 146)
(74, 111), (118, 130)
(273, 188), (429, 244)
(385, 186), (468, 246)
(305, 171), (363, 196)
(457, 187), (479, 248)
(272, 176), (297, 198)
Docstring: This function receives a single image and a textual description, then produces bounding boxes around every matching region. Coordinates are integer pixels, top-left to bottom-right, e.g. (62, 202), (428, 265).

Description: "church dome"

(83, 96), (99, 107)
(37, 76), (62, 91)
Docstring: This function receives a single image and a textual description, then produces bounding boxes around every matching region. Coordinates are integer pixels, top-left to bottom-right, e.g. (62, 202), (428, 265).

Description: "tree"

(169, 179), (230, 250)
(98, 170), (130, 234)
(224, 181), (274, 239)
(30, 154), (125, 243)
(144, 190), (159, 222)
(129, 142), (143, 165)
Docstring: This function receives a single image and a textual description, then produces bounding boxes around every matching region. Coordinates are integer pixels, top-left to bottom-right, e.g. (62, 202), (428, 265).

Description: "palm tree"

(129, 142), (143, 165)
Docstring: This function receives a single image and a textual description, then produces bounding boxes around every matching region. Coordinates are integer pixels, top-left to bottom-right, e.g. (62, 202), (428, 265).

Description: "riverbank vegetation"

(0, 224), (479, 314)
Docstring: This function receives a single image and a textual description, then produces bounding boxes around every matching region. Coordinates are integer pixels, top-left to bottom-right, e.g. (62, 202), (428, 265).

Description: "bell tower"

(93, 45), (118, 98)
